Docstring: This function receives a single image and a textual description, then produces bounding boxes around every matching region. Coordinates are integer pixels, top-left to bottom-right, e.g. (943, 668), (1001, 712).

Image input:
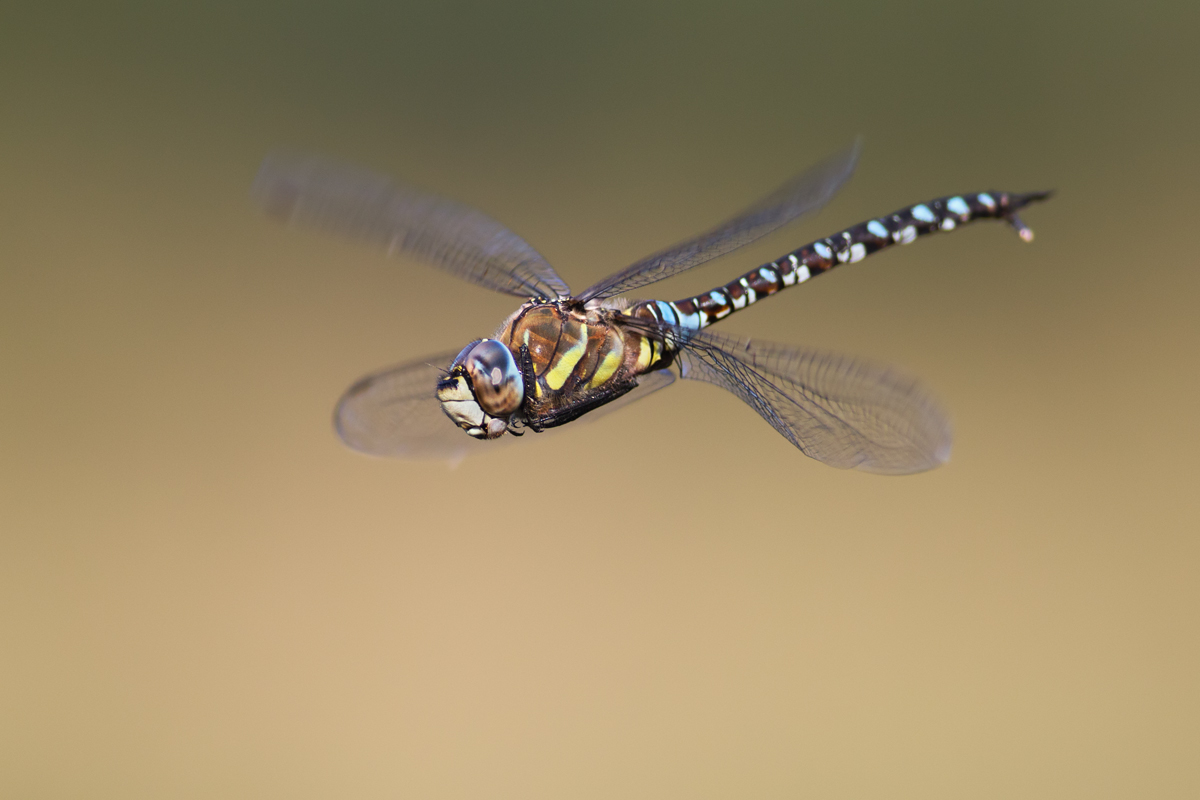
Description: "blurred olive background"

(2, 1), (1197, 798)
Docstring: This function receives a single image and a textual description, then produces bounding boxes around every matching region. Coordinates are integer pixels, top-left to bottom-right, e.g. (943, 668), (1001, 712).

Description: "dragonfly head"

(436, 339), (525, 439)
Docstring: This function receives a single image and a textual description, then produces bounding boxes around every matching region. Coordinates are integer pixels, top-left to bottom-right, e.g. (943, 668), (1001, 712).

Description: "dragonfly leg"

(516, 343), (540, 419)
(526, 380), (638, 431)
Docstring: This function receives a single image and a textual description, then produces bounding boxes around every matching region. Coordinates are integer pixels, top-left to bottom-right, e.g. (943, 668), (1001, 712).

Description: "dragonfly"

(253, 142), (1049, 473)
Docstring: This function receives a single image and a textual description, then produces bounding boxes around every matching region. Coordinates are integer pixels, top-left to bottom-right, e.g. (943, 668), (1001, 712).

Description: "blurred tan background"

(2, 1), (1197, 798)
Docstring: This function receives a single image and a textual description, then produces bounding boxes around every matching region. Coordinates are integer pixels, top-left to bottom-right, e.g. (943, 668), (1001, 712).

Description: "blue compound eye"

(464, 339), (524, 416)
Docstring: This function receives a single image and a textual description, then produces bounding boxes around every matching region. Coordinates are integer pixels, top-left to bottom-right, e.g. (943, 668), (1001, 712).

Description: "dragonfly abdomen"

(662, 190), (1050, 330)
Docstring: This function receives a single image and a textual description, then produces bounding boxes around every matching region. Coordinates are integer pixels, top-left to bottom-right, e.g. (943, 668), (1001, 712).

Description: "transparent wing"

(254, 152), (571, 299)
(334, 350), (487, 460)
(671, 327), (951, 474)
(334, 351), (675, 460)
(577, 140), (861, 302)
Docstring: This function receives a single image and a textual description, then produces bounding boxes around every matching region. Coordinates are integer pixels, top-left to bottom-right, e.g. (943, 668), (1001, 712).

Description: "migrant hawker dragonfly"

(254, 143), (1048, 473)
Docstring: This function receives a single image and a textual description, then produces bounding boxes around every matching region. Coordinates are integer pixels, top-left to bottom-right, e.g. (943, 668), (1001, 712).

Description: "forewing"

(334, 350), (487, 460)
(254, 152), (571, 298)
(577, 140), (861, 302)
(334, 353), (675, 460)
(674, 329), (952, 474)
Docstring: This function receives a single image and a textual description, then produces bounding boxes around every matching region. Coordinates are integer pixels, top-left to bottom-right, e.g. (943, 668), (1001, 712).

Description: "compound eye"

(463, 339), (524, 416)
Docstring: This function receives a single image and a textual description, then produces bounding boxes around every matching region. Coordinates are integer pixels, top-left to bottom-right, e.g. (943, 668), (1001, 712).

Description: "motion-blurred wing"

(577, 140), (860, 302)
(334, 350), (485, 460)
(334, 354), (675, 460)
(254, 152), (571, 299)
(674, 328), (951, 474)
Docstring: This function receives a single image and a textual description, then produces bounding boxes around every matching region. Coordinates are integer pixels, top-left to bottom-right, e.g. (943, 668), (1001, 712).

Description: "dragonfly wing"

(576, 140), (861, 302)
(334, 350), (498, 460)
(675, 329), (952, 474)
(254, 152), (571, 299)
(334, 354), (675, 460)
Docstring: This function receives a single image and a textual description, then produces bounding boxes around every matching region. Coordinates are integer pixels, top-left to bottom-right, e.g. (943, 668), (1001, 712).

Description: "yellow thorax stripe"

(589, 347), (622, 388)
(544, 322), (588, 391)
(635, 336), (654, 370)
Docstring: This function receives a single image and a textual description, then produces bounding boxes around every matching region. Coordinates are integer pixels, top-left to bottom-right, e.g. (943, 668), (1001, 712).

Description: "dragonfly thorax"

(436, 338), (524, 439)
